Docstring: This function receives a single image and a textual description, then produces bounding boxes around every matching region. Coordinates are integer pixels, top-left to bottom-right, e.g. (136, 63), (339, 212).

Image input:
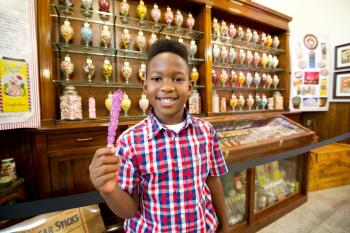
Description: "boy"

(89, 39), (229, 232)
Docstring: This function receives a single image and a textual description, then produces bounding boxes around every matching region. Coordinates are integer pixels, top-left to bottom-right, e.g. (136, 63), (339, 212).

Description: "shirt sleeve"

(209, 127), (228, 176)
(116, 136), (140, 196)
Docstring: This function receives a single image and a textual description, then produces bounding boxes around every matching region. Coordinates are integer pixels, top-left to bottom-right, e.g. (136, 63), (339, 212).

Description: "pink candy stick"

(107, 89), (123, 147)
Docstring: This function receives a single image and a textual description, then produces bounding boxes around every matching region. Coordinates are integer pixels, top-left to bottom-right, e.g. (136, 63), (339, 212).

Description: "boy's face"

(144, 52), (192, 125)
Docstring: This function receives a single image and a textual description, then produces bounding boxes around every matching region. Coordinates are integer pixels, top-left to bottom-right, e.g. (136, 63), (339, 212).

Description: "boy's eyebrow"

(148, 70), (187, 76)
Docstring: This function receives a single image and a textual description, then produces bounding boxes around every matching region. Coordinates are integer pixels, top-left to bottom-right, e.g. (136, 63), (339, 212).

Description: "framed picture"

(335, 43), (350, 70)
(333, 71), (350, 100)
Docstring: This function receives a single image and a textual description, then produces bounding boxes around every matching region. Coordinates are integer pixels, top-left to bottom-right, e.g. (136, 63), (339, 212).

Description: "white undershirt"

(164, 120), (186, 133)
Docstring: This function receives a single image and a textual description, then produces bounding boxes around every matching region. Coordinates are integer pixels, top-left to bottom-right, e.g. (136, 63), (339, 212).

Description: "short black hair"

(147, 39), (189, 64)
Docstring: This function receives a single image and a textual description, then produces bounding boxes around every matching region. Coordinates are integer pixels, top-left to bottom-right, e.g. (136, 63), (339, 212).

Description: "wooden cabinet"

(204, 113), (313, 232)
(30, 0), (316, 232)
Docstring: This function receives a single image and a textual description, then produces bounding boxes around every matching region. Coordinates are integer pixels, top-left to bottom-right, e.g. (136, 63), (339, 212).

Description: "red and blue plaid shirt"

(116, 110), (228, 233)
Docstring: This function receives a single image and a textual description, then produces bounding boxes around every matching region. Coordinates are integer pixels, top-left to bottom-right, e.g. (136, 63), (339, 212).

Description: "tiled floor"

(257, 185), (350, 233)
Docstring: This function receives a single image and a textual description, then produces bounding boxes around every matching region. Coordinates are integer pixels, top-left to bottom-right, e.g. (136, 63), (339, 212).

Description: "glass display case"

(221, 170), (247, 226)
(254, 156), (303, 212)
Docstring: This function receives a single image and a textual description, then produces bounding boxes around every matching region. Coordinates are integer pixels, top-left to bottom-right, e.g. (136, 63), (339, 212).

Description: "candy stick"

(107, 89), (123, 147)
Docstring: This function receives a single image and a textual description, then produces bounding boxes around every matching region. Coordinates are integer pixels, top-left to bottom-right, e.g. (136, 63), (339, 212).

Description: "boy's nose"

(160, 79), (175, 92)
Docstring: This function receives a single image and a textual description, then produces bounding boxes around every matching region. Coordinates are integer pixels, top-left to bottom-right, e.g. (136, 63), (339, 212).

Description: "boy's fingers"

(94, 164), (119, 178)
(94, 173), (116, 187)
(93, 155), (119, 168)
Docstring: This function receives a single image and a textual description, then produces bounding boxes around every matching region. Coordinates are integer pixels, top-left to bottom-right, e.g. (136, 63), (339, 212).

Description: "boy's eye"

(150, 76), (161, 82)
(174, 77), (185, 82)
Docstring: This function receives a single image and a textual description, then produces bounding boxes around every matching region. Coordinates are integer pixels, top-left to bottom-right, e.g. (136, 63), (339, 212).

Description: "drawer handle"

(76, 137), (93, 142)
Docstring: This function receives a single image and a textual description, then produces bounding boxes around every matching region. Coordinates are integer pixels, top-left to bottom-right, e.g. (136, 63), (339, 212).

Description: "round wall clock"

(303, 34), (318, 50)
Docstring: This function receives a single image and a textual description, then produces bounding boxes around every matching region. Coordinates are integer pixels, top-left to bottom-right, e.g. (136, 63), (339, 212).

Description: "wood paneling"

(301, 103), (350, 143)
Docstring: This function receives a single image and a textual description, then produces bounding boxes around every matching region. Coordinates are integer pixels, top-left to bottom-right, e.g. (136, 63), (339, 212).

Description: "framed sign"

(335, 43), (350, 70)
(333, 71), (350, 100)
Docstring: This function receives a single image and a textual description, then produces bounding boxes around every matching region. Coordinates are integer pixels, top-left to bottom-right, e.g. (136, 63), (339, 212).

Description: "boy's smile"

(144, 52), (192, 125)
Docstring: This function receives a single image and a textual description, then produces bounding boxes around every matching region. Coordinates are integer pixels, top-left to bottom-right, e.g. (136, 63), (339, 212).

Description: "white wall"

(253, 0), (350, 102)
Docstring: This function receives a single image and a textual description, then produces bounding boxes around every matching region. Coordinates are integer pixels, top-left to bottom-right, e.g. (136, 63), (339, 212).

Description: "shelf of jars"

(52, 0), (206, 122)
(211, 37), (285, 56)
(212, 62), (284, 74)
(53, 43), (204, 65)
(221, 170), (247, 226)
(254, 157), (302, 212)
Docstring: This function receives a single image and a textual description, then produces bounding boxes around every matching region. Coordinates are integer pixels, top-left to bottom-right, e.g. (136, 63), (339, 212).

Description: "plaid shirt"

(116, 110), (228, 233)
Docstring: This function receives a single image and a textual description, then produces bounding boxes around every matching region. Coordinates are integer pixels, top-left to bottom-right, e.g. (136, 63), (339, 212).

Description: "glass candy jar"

(60, 54), (74, 81)
(230, 70), (237, 87)
(175, 10), (184, 29)
(212, 90), (220, 113)
(219, 69), (228, 87)
(121, 93), (132, 116)
(60, 19), (74, 45)
(191, 67), (199, 86)
(121, 28), (131, 49)
(212, 70), (218, 86)
(229, 94), (238, 111)
(186, 13), (195, 30)
(99, 0), (110, 12)
(238, 94), (245, 111)
(189, 40), (197, 58)
(164, 6), (174, 31)
(88, 96), (96, 119)
(136, 0), (147, 26)
(220, 97), (227, 112)
(246, 94), (254, 111)
(81, 21), (92, 47)
(121, 61), (132, 83)
(120, 0), (130, 23)
(105, 92), (112, 111)
(139, 93), (149, 115)
(237, 71), (245, 88)
(83, 57), (96, 82)
(102, 58), (112, 83)
(188, 89), (201, 114)
(136, 30), (146, 52)
(138, 63), (146, 81)
(60, 85), (82, 120)
(151, 3), (161, 29)
(100, 25), (111, 48)
(149, 32), (157, 48)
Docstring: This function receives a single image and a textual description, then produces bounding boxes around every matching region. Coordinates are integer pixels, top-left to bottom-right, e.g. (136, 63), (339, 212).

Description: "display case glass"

(221, 170), (247, 226)
(215, 116), (307, 148)
(254, 156), (303, 212)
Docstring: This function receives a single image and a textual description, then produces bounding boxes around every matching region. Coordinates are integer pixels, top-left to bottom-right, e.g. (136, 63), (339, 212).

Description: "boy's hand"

(89, 147), (119, 194)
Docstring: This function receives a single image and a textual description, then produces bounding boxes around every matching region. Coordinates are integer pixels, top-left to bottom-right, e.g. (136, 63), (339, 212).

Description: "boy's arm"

(100, 187), (139, 219)
(206, 175), (230, 233)
(89, 147), (139, 219)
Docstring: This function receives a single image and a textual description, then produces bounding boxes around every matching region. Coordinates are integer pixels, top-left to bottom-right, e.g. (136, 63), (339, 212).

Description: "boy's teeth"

(160, 98), (174, 103)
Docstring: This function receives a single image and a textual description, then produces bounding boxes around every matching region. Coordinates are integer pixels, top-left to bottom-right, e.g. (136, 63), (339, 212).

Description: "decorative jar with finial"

(60, 19), (74, 45)
(102, 57), (112, 83)
(121, 28), (131, 49)
(191, 67), (199, 86)
(60, 54), (74, 81)
(186, 13), (195, 30)
(139, 93), (149, 115)
(121, 61), (132, 83)
(189, 40), (197, 58)
(121, 93), (131, 116)
(83, 57), (96, 82)
(136, 30), (146, 51)
(81, 21), (92, 47)
(138, 63), (146, 81)
(100, 24), (111, 48)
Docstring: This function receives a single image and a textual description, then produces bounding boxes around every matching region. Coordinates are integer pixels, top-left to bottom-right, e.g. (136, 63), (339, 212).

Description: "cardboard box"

(1, 204), (105, 233)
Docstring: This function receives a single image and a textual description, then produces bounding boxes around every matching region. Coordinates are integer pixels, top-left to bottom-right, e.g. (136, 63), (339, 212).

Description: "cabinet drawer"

(47, 130), (107, 152)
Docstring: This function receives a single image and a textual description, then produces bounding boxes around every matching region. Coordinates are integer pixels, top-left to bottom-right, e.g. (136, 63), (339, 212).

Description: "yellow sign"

(0, 59), (30, 112)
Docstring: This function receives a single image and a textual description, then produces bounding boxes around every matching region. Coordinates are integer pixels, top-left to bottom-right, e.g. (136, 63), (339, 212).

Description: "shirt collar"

(147, 108), (194, 139)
